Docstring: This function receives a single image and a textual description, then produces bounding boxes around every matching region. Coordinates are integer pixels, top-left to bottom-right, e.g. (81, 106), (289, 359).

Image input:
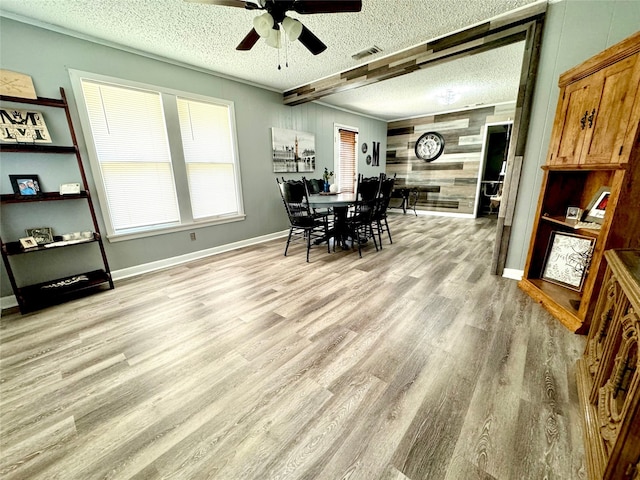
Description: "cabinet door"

(548, 76), (598, 166)
(581, 52), (640, 165)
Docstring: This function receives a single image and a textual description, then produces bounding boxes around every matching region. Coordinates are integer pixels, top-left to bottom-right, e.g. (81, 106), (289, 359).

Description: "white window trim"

(68, 69), (245, 242)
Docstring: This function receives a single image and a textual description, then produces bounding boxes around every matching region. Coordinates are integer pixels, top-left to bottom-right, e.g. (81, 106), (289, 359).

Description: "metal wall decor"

(371, 141), (380, 166)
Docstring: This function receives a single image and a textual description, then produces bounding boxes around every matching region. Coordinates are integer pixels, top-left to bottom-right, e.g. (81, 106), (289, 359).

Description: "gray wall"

(0, 17), (387, 297)
(505, 0), (640, 271)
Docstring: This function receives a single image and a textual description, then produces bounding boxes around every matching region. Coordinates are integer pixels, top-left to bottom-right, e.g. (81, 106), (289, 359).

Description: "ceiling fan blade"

(298, 24), (327, 55)
(184, 0), (246, 7)
(293, 0), (362, 14)
(236, 28), (261, 50)
(184, 0), (261, 9)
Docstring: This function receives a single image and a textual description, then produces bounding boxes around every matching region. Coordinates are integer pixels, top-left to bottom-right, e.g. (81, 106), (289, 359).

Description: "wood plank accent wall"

(386, 103), (515, 215)
(283, 3), (546, 106)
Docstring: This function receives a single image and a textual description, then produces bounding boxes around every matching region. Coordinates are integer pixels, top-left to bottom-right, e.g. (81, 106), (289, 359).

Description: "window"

(176, 98), (239, 219)
(336, 126), (358, 193)
(70, 71), (244, 241)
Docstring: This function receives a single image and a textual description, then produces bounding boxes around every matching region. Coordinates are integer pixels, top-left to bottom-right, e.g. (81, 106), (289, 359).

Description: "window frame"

(334, 123), (358, 194)
(69, 69), (245, 242)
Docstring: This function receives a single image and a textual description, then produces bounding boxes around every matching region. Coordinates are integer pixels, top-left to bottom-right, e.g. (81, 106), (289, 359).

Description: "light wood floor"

(0, 214), (587, 480)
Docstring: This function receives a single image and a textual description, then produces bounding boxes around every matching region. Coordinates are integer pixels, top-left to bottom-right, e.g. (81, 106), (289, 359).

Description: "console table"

(388, 186), (441, 215)
(576, 249), (640, 480)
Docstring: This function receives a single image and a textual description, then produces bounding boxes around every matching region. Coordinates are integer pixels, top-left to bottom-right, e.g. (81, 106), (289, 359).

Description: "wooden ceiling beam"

(283, 2), (546, 106)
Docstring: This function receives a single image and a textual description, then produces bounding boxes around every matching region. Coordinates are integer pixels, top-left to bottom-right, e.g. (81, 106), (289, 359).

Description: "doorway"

(477, 122), (511, 217)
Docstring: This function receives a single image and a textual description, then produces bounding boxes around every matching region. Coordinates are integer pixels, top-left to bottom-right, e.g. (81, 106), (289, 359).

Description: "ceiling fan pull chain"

(285, 34), (289, 68)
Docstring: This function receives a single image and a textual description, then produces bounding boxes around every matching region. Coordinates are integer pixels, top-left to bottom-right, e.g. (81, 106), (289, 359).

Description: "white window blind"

(176, 98), (239, 219)
(81, 80), (180, 232)
(338, 128), (357, 193)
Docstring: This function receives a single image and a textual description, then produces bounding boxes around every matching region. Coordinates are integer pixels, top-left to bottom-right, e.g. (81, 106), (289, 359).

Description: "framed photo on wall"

(271, 127), (315, 173)
(541, 231), (596, 292)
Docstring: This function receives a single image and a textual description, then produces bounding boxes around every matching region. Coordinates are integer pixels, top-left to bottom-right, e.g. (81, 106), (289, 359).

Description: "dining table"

(307, 193), (357, 249)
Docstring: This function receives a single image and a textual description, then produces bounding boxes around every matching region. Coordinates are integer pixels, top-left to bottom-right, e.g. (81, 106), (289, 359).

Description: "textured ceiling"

(0, 0), (540, 120)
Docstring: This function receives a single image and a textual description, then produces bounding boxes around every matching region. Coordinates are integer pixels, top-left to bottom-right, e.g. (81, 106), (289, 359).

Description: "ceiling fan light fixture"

(282, 16), (303, 42)
(265, 28), (282, 49)
(437, 89), (461, 105)
(253, 12), (274, 37)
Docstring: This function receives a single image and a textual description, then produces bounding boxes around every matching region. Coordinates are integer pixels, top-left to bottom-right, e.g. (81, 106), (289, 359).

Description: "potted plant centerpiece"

(322, 167), (334, 193)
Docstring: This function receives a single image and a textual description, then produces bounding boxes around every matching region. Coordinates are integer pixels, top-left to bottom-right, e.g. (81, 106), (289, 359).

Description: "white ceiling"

(0, 0), (539, 120)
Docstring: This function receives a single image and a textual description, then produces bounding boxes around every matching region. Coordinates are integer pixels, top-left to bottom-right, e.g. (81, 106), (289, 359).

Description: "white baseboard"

(388, 210), (475, 219)
(1, 230), (288, 313)
(502, 268), (523, 281)
(112, 230), (287, 281)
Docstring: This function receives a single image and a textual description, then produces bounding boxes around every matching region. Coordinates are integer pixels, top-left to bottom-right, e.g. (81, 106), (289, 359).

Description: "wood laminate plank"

(0, 215), (586, 480)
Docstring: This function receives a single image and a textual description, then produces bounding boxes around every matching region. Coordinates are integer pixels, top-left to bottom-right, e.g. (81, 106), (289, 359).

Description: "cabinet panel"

(582, 53), (640, 165)
(549, 77), (597, 166)
(577, 250), (640, 480)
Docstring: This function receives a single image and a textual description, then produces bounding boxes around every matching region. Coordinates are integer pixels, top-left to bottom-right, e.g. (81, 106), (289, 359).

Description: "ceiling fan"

(186, 0), (362, 55)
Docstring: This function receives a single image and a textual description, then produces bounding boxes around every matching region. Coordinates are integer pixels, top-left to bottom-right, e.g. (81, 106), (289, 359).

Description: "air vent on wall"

(351, 45), (382, 60)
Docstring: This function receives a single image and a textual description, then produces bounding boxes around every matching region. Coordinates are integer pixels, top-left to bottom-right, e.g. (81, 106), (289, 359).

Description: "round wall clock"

(415, 131), (445, 162)
(361, 143), (368, 153)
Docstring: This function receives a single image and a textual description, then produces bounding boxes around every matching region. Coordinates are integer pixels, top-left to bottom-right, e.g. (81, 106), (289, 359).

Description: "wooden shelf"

(3, 234), (99, 256)
(542, 163), (625, 172)
(0, 94), (66, 108)
(519, 277), (582, 331)
(16, 270), (112, 313)
(0, 144), (76, 154)
(1, 191), (89, 204)
(0, 87), (113, 313)
(539, 215), (601, 237)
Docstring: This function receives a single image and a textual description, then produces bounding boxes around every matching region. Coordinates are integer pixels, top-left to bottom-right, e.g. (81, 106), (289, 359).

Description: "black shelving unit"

(0, 87), (114, 313)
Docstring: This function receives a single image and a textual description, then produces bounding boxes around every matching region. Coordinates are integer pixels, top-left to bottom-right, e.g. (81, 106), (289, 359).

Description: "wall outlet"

(190, 232), (196, 241)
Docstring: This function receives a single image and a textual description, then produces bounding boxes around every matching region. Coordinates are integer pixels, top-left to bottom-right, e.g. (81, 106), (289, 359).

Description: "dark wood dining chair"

(276, 178), (330, 262)
(372, 174), (395, 247)
(346, 174), (381, 258)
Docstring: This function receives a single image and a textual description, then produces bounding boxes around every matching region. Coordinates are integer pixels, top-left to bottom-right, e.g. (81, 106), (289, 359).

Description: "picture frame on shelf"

(59, 183), (81, 195)
(9, 174), (42, 198)
(19, 236), (38, 250)
(583, 186), (610, 224)
(541, 231), (596, 292)
(25, 227), (54, 245)
(565, 206), (582, 221)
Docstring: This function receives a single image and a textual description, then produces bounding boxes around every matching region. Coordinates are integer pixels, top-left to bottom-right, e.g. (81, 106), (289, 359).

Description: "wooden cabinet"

(0, 87), (114, 313)
(577, 249), (640, 480)
(519, 31), (640, 332)
(550, 51), (640, 167)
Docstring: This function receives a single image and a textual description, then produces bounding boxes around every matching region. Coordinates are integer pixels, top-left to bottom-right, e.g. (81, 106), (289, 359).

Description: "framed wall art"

(541, 231), (596, 292)
(0, 108), (52, 143)
(271, 127), (315, 173)
(584, 186), (611, 224)
(9, 174), (42, 197)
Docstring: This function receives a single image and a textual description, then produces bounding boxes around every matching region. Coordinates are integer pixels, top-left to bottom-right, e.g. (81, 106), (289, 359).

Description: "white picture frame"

(541, 231), (596, 292)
